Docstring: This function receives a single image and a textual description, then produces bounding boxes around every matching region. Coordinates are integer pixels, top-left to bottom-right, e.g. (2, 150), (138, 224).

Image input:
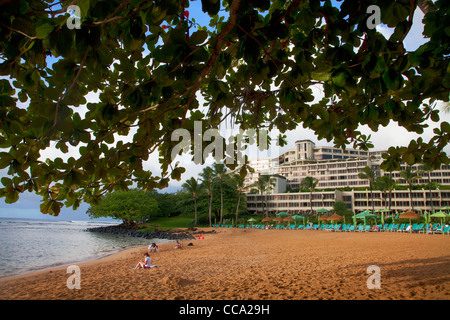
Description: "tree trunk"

(428, 171), (434, 213)
(194, 197), (198, 227)
(370, 182), (375, 212)
(418, 0), (436, 15)
(219, 181), (223, 225)
(409, 183), (414, 210)
(389, 189), (392, 212)
(208, 192), (213, 227)
(235, 192), (241, 226)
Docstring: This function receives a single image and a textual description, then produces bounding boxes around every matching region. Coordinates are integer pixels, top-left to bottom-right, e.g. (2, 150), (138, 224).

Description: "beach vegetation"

(181, 177), (200, 227)
(199, 166), (214, 227)
(212, 163), (228, 226)
(300, 176), (319, 214)
(250, 175), (276, 217)
(87, 189), (160, 226)
(399, 167), (422, 210)
(358, 166), (377, 212)
(375, 175), (397, 212)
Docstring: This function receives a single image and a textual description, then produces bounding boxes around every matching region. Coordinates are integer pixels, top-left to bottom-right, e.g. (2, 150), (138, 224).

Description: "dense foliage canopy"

(0, 0), (448, 215)
(87, 189), (159, 223)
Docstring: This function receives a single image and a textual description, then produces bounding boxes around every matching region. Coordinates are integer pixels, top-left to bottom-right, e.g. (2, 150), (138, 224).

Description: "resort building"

(245, 140), (450, 214)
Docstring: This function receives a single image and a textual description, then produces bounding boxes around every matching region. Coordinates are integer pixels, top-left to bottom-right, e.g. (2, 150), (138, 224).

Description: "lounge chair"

(432, 225), (445, 234)
(443, 226), (450, 235)
(346, 225), (355, 232)
(412, 224), (424, 233)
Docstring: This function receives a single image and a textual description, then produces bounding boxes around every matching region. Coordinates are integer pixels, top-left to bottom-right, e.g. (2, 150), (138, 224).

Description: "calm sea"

(0, 218), (170, 279)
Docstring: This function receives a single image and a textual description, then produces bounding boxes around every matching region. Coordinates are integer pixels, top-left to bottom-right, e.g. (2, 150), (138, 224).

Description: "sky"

(0, 3), (448, 220)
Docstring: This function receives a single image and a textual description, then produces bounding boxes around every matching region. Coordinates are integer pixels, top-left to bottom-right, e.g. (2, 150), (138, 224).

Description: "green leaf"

(35, 21), (55, 39)
(332, 71), (347, 87)
(5, 190), (19, 204)
(189, 30), (208, 45)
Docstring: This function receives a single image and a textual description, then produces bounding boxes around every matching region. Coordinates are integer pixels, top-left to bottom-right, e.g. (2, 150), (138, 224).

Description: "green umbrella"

(247, 218), (257, 227)
(317, 208), (329, 213)
(429, 211), (449, 224)
(291, 214), (305, 226)
(355, 211), (378, 225)
(276, 212), (290, 217)
(440, 206), (450, 211)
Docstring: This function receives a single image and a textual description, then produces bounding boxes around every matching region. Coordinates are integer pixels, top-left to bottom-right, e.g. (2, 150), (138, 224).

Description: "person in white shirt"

(134, 252), (152, 269)
(148, 242), (159, 252)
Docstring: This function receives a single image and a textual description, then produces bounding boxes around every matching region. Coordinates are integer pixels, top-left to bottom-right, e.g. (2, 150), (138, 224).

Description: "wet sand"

(0, 227), (449, 300)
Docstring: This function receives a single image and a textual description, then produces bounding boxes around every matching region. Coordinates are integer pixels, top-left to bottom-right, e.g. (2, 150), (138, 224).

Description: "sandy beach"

(0, 227), (449, 300)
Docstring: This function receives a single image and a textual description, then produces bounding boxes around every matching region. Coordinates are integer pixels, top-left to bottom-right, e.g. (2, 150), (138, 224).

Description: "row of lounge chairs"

(212, 223), (450, 234)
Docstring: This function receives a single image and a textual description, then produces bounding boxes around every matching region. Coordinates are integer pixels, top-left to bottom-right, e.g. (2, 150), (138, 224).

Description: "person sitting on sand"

(134, 252), (153, 270)
(148, 242), (159, 252)
(174, 240), (183, 249)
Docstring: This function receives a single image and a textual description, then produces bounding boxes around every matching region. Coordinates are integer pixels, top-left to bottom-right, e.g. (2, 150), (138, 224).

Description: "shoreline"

(1, 227), (449, 300)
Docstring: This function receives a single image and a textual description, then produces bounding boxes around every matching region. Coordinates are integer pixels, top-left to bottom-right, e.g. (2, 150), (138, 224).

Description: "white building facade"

(245, 140), (450, 214)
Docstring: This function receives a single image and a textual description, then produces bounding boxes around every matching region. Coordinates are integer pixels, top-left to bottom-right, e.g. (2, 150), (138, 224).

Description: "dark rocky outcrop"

(86, 224), (197, 241)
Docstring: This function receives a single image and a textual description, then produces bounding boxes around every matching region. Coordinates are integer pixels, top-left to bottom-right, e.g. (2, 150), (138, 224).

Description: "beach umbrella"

(247, 218), (257, 227)
(399, 210), (422, 229)
(399, 210), (421, 220)
(276, 212), (290, 218)
(440, 206), (450, 210)
(273, 216), (284, 223)
(261, 217), (273, 222)
(283, 216), (295, 226)
(327, 214), (343, 223)
(429, 211), (449, 224)
(355, 211), (378, 225)
(317, 208), (329, 213)
(291, 214), (305, 226)
(318, 215), (328, 224)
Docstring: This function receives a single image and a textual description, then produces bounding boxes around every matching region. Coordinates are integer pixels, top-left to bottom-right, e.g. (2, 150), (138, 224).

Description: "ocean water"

(0, 218), (170, 279)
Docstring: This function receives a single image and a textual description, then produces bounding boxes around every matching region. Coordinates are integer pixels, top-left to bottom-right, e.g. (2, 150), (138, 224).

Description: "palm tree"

(300, 176), (319, 214)
(419, 164), (436, 214)
(199, 166), (214, 227)
(358, 166), (376, 212)
(251, 174), (276, 217)
(212, 162), (227, 225)
(376, 175), (396, 211)
(231, 174), (247, 226)
(182, 177), (200, 227)
(399, 166), (421, 211)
